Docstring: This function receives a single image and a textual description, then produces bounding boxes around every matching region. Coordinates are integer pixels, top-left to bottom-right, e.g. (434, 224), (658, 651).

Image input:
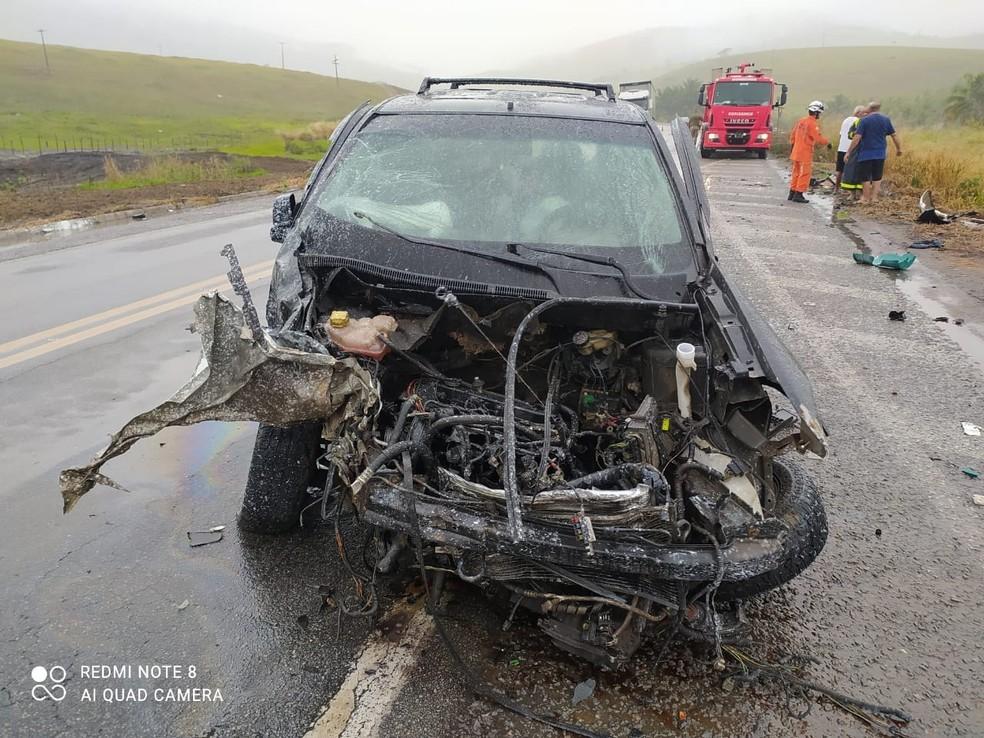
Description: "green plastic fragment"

(852, 252), (917, 271)
(962, 467), (981, 479)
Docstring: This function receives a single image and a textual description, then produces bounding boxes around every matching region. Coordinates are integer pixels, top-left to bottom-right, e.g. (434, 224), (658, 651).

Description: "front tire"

(757, 149), (768, 160)
(715, 458), (827, 601)
(700, 147), (713, 159)
(239, 422), (322, 533)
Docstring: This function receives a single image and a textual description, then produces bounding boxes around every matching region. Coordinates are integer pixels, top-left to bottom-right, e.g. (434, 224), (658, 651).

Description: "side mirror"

(697, 84), (708, 107)
(270, 193), (296, 243)
(775, 84), (788, 108)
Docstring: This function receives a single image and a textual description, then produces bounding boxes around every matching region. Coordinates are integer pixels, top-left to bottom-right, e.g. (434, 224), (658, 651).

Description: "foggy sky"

(1, 0), (982, 83)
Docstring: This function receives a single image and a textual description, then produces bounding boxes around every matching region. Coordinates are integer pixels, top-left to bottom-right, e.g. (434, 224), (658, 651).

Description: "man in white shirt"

(836, 105), (866, 189)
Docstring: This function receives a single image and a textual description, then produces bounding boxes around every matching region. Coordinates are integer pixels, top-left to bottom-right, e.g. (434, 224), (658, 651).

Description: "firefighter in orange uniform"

(788, 100), (830, 203)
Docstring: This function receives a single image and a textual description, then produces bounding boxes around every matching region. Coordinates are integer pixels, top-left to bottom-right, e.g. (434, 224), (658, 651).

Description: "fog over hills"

(1, 1), (982, 88)
(496, 17), (984, 82)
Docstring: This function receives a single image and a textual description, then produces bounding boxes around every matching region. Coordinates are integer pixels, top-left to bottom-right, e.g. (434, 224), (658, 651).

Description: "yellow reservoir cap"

(329, 310), (350, 328)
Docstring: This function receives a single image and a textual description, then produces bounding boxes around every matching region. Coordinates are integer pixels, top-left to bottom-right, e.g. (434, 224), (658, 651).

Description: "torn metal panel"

(59, 292), (378, 513)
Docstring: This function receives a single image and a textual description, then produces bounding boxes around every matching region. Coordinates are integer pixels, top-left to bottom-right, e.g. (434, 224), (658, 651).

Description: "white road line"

(305, 603), (435, 738)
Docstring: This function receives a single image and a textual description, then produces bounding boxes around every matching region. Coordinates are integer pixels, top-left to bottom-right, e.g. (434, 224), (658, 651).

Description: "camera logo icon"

(31, 666), (67, 702)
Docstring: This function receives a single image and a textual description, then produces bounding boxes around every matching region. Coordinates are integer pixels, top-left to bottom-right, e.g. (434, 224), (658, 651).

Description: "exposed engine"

(57, 252), (824, 670)
(310, 271), (805, 668)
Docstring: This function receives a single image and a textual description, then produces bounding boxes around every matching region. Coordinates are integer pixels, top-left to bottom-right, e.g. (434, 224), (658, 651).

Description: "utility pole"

(333, 55), (339, 85)
(38, 29), (50, 73)
(280, 42), (286, 70)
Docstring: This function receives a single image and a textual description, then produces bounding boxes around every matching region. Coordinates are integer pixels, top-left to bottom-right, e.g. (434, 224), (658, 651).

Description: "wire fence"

(2, 133), (247, 156)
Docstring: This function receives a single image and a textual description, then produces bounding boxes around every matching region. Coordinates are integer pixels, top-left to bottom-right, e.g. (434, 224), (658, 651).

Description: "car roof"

(376, 83), (649, 125)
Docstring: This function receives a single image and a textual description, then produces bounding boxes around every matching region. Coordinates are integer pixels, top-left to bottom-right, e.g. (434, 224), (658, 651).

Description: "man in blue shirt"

(846, 101), (902, 204)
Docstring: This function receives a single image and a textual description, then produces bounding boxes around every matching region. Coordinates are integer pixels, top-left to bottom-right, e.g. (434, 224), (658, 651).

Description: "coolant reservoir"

(675, 342), (696, 418)
(325, 311), (398, 360)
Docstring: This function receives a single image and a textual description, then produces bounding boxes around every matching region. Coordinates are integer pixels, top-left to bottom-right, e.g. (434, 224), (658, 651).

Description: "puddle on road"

(896, 269), (984, 370)
(823, 199), (984, 371)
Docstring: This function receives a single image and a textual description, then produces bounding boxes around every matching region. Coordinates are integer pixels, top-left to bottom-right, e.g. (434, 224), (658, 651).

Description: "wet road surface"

(2, 154), (983, 737)
(0, 200), (383, 737)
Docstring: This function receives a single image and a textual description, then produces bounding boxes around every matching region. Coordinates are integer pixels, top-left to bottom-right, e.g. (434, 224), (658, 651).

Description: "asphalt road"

(2, 156), (983, 738)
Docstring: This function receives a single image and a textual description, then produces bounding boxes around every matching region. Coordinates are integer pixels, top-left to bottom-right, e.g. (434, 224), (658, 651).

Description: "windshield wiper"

(351, 211), (560, 291)
(506, 242), (655, 300)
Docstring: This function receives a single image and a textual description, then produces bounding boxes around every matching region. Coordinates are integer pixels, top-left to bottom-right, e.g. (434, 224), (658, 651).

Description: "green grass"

(886, 125), (984, 209)
(650, 46), (984, 120)
(0, 39), (401, 158)
(78, 155), (265, 190)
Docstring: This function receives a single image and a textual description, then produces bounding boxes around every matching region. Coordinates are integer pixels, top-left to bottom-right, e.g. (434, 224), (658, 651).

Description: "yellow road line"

(0, 260), (274, 370)
(0, 259), (274, 356)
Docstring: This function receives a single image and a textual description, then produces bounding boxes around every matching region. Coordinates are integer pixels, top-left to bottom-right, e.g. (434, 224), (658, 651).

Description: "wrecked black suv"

(63, 78), (828, 668)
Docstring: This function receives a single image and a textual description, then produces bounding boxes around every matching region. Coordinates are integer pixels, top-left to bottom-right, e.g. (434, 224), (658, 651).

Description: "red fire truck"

(697, 63), (788, 159)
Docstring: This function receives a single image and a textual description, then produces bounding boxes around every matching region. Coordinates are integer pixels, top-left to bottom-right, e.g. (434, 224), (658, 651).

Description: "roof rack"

(417, 77), (617, 102)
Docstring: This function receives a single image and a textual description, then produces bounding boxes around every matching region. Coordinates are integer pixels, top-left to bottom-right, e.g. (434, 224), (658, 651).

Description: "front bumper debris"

(59, 292), (378, 512)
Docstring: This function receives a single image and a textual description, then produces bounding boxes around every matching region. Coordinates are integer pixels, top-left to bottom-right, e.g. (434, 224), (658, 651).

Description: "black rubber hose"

(385, 397), (416, 444)
(503, 297), (698, 541)
(356, 415), (504, 491)
(534, 358), (560, 486)
(565, 462), (669, 498)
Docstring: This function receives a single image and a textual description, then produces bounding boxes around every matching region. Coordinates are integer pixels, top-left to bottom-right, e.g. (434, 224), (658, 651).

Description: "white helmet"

(808, 100), (825, 114)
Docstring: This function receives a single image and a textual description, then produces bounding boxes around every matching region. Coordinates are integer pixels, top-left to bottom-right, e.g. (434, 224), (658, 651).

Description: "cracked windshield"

(302, 115), (686, 273)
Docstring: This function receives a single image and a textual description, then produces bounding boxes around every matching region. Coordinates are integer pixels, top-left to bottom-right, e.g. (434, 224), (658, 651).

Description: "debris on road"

(917, 190), (983, 229)
(934, 316), (950, 323)
(972, 495), (984, 506)
(177, 599), (190, 611)
(917, 190), (959, 224)
(962, 468), (980, 479)
(59, 291), (378, 512)
(908, 238), (944, 249)
(852, 252), (917, 271)
(888, 310), (906, 322)
(572, 677), (596, 706)
(187, 529), (224, 547)
(317, 585), (337, 612)
(722, 645), (912, 734)
(962, 422), (982, 437)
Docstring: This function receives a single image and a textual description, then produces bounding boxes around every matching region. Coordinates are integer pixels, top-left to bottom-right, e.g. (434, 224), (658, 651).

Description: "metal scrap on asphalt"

(572, 678), (596, 706)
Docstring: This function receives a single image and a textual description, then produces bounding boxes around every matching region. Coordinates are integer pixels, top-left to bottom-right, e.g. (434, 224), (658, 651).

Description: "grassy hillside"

(500, 20), (984, 85)
(650, 46), (984, 116)
(0, 39), (402, 158)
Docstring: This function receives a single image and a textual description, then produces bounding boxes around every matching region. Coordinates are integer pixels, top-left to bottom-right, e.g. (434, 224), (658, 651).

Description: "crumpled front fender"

(59, 292), (378, 512)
